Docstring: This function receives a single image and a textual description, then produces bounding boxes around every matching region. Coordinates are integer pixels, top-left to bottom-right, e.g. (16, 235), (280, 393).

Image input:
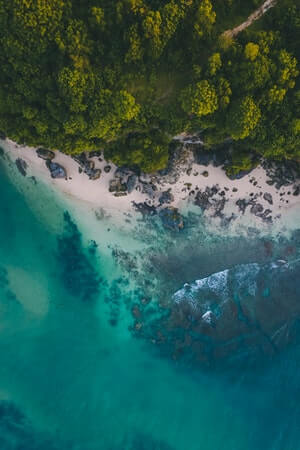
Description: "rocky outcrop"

(170, 259), (300, 366)
(73, 153), (101, 180)
(132, 202), (157, 217)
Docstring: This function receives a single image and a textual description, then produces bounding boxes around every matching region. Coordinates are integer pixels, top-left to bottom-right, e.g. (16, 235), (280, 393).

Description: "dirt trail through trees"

(222, 0), (277, 38)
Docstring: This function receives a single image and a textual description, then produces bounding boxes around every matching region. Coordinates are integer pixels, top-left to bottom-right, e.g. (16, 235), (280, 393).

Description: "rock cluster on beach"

(9, 135), (299, 231)
(73, 153), (101, 180)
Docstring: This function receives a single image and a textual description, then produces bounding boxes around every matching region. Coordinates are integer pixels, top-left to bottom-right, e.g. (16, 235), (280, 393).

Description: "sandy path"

(222, 0), (277, 39)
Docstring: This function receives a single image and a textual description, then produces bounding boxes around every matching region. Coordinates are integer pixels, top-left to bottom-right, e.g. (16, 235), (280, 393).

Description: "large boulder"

(36, 148), (55, 160)
(159, 207), (184, 231)
(127, 174), (137, 193)
(46, 161), (67, 179)
(109, 178), (127, 193)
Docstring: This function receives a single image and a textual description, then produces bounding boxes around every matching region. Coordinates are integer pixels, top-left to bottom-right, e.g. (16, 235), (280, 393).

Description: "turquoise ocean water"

(1, 153), (300, 450)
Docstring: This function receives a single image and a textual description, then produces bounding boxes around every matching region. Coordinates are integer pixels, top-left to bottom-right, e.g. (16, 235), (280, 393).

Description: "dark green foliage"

(0, 0), (299, 171)
(105, 130), (170, 172)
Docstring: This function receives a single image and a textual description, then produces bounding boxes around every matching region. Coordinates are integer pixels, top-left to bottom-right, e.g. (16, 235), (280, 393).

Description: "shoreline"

(1, 137), (300, 234)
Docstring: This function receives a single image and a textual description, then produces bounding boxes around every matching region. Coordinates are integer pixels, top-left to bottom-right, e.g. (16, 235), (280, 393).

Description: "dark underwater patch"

(0, 401), (61, 450)
(56, 211), (102, 301)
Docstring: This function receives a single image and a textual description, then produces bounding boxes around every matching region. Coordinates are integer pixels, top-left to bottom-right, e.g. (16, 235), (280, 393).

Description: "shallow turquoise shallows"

(1, 156), (300, 450)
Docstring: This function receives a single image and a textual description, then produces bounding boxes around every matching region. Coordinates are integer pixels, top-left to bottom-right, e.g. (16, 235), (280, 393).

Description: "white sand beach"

(1, 138), (300, 233)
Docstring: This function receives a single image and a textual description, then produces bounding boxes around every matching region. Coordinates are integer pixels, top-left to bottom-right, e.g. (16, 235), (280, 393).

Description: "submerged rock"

(194, 189), (211, 210)
(132, 202), (157, 217)
(250, 203), (264, 215)
(15, 158), (27, 176)
(159, 207), (184, 231)
(171, 259), (300, 366)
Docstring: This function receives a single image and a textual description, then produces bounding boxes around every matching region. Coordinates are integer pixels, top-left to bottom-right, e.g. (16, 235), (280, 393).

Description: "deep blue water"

(1, 155), (300, 450)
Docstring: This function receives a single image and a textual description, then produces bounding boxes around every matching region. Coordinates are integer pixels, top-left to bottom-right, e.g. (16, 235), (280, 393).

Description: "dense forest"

(0, 0), (299, 172)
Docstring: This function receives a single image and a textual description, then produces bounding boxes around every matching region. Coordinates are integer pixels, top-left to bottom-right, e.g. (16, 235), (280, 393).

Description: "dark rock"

(186, 167), (192, 176)
(127, 174), (137, 194)
(141, 182), (157, 197)
(46, 161), (67, 179)
(211, 185), (220, 195)
(89, 168), (101, 180)
(104, 165), (111, 173)
(114, 192), (127, 197)
(159, 207), (184, 231)
(115, 167), (133, 179)
(263, 192), (273, 205)
(195, 189), (211, 210)
(232, 187), (238, 192)
(86, 160), (95, 170)
(293, 186), (300, 196)
(36, 148), (55, 160)
(73, 153), (101, 179)
(132, 202), (157, 217)
(109, 178), (127, 193)
(159, 189), (174, 205)
(194, 151), (211, 166)
(202, 170), (209, 177)
(213, 197), (227, 218)
(259, 209), (272, 223)
(236, 199), (250, 214)
(15, 158), (27, 176)
(250, 203), (264, 215)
